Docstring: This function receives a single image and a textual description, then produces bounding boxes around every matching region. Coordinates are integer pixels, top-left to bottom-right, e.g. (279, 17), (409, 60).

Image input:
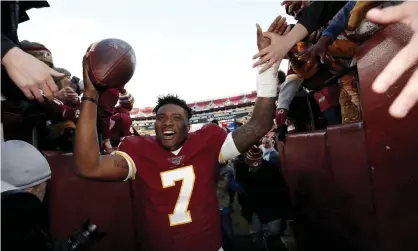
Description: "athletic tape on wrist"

(256, 64), (277, 97)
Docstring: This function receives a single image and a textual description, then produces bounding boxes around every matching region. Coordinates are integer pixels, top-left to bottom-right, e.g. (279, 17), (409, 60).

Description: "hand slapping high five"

(367, 1), (418, 118)
(256, 15), (290, 51)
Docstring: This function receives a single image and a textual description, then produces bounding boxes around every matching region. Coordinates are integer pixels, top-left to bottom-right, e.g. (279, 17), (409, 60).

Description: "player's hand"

(367, 1), (418, 118)
(253, 32), (292, 75)
(254, 16), (291, 74)
(256, 16), (288, 51)
(298, 36), (332, 63)
(2, 47), (63, 102)
(82, 52), (97, 95)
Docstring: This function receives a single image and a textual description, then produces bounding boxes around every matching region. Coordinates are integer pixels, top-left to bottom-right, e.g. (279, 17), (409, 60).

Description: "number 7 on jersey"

(160, 166), (196, 226)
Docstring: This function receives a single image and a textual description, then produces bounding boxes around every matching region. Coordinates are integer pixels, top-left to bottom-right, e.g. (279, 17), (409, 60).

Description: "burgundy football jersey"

(117, 123), (227, 251)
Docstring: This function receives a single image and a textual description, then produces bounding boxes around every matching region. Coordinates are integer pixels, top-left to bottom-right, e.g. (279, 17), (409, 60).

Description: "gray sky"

(19, 0), (294, 107)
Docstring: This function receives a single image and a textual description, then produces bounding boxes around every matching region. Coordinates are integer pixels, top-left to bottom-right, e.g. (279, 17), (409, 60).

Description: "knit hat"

(246, 145), (263, 167)
(118, 89), (135, 109)
(1, 140), (51, 189)
(52, 67), (72, 86)
(20, 40), (54, 68)
(1, 180), (18, 193)
(53, 67), (71, 77)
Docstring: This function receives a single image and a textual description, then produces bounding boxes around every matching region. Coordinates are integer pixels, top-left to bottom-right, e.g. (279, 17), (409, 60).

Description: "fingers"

(297, 49), (310, 61)
(372, 35), (418, 93)
(273, 63), (280, 77)
(274, 17), (287, 35)
(288, 2), (300, 14)
(49, 68), (65, 78)
(45, 74), (58, 96)
(281, 0), (291, 6)
(40, 81), (54, 101)
(253, 53), (271, 68)
(21, 87), (34, 101)
(366, 4), (407, 24)
(253, 46), (270, 60)
(252, 47), (269, 60)
(256, 24), (263, 50)
(256, 23), (263, 38)
(299, 47), (319, 64)
(267, 15), (281, 32)
(262, 31), (275, 40)
(66, 92), (78, 98)
(389, 69), (418, 118)
(283, 25), (292, 36)
(253, 51), (261, 60)
(318, 52), (326, 63)
(82, 54), (90, 80)
(30, 86), (44, 103)
(259, 59), (276, 74)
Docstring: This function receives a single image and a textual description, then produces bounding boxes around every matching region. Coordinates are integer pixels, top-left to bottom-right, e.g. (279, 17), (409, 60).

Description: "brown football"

(87, 38), (136, 89)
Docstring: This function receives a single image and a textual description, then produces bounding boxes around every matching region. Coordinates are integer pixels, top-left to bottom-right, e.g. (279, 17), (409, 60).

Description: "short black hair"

(277, 70), (286, 84)
(153, 94), (193, 120)
(211, 119), (219, 125)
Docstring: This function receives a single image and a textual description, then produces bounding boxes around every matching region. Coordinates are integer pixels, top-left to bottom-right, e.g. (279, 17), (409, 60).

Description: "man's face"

(155, 104), (190, 151)
(25, 181), (47, 202)
(262, 137), (272, 149)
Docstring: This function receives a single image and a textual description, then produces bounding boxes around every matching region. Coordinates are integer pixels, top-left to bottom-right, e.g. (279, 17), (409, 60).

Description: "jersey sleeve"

(218, 132), (241, 164)
(111, 138), (137, 181)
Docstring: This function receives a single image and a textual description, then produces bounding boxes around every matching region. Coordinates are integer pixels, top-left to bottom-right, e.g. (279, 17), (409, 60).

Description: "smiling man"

(73, 17), (285, 251)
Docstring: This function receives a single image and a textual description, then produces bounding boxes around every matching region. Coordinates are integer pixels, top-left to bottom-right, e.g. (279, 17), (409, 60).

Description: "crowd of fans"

(1, 1), (418, 251)
(2, 4), (135, 153)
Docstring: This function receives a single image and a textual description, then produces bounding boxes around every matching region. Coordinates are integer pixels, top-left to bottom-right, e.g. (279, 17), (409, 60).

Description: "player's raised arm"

(230, 23), (278, 153)
(73, 53), (132, 181)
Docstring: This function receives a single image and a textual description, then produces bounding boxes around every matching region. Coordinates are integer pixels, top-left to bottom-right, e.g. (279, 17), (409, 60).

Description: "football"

(87, 38), (136, 89)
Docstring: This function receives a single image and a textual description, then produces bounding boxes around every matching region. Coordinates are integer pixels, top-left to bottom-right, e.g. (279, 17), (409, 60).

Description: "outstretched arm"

(229, 19), (281, 153)
(367, 2), (418, 118)
(231, 67), (276, 153)
(74, 54), (133, 181)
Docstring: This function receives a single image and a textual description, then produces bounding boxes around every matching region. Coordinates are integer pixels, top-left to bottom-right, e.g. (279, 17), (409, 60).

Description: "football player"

(74, 17), (286, 251)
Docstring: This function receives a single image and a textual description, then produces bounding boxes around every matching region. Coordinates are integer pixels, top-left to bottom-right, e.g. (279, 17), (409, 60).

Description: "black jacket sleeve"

(2, 33), (17, 60)
(297, 1), (348, 35)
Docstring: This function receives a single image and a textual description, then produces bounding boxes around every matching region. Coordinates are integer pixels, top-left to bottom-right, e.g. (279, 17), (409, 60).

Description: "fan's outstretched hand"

(367, 1), (418, 118)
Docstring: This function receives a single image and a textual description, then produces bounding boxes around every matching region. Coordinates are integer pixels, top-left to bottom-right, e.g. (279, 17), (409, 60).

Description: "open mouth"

(162, 130), (176, 140)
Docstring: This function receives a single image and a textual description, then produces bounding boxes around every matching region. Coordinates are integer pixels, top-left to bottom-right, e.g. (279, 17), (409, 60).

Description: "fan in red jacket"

(109, 89), (134, 146)
(97, 87), (119, 153)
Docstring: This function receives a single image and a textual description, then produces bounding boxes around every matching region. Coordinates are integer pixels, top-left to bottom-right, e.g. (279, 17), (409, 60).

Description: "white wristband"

(256, 64), (277, 98)
(112, 150), (136, 181)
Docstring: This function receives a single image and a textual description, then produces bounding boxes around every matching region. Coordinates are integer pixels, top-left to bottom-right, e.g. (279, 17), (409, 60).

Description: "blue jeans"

(220, 211), (234, 251)
(250, 213), (282, 250)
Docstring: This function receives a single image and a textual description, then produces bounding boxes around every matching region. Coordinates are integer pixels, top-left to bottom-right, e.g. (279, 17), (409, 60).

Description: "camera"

(64, 219), (106, 251)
